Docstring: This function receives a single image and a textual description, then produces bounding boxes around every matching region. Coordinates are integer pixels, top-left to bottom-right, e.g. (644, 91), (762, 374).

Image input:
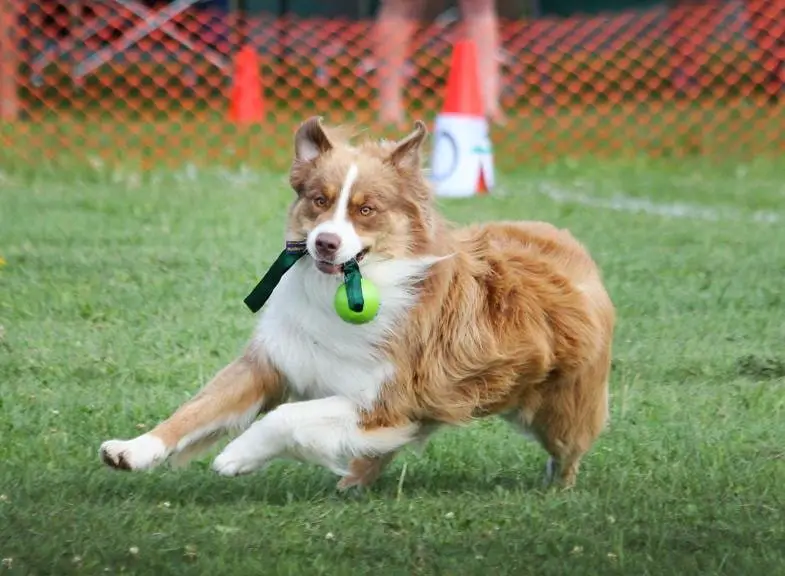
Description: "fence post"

(0, 0), (20, 121)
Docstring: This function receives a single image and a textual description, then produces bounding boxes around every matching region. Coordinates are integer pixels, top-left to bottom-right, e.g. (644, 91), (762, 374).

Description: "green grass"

(1, 157), (784, 575)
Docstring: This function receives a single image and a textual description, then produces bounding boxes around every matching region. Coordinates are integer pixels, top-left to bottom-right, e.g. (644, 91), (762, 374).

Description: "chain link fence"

(1, 0), (784, 172)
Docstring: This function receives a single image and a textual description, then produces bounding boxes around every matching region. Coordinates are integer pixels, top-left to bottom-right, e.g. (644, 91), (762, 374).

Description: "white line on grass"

(535, 183), (781, 224)
(87, 163), (783, 226)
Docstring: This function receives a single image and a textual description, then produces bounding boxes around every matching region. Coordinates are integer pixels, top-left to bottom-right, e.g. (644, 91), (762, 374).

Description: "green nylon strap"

(342, 259), (365, 313)
(243, 240), (366, 314)
(243, 241), (307, 313)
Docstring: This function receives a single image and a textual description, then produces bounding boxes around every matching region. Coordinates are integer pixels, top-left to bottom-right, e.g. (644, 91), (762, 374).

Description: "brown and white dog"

(99, 117), (615, 489)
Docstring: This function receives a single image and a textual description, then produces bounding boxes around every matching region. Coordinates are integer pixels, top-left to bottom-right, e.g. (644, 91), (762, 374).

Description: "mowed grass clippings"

(0, 159), (784, 575)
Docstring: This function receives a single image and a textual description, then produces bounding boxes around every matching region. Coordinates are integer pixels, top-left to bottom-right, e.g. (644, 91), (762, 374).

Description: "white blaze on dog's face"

(287, 116), (436, 275)
(305, 162), (363, 273)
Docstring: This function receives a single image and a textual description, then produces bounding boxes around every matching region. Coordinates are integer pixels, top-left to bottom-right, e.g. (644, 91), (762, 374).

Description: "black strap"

(243, 241), (307, 313)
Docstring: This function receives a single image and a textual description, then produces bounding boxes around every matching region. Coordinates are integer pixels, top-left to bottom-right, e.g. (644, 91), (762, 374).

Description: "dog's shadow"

(74, 457), (550, 508)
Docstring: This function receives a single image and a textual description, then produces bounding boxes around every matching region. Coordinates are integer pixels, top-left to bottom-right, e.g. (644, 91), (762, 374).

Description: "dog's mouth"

(314, 248), (370, 275)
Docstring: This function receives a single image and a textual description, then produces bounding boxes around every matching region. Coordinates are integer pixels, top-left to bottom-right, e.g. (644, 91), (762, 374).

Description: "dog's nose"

(314, 232), (341, 259)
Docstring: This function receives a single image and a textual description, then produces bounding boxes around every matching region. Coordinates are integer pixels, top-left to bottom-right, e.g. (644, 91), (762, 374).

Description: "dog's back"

(468, 220), (615, 487)
(372, 218), (615, 487)
(474, 222), (615, 485)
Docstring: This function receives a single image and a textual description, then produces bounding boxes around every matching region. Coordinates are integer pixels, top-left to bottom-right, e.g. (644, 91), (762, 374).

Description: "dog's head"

(286, 116), (437, 276)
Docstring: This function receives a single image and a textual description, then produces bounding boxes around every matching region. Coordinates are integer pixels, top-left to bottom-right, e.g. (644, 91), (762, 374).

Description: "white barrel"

(429, 113), (495, 198)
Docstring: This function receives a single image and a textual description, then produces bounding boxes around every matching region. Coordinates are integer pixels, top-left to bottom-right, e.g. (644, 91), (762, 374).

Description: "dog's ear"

(291, 116), (334, 195)
(386, 120), (428, 171)
(294, 116), (334, 163)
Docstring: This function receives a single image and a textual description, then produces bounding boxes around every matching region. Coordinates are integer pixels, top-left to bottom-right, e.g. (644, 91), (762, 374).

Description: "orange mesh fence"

(2, 0), (785, 173)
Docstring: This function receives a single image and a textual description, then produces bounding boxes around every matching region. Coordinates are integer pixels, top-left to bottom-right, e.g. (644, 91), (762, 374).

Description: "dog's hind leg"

(99, 345), (286, 472)
(336, 452), (398, 491)
(502, 356), (611, 489)
(336, 422), (441, 490)
(503, 402), (598, 490)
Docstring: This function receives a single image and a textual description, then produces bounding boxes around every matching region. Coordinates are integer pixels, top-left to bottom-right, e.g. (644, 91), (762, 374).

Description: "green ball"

(333, 278), (381, 324)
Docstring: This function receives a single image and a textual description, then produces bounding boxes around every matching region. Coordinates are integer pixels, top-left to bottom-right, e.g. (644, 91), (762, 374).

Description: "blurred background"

(1, 0), (783, 172)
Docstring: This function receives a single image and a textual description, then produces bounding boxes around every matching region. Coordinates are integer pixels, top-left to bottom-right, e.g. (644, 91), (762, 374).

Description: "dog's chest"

(252, 260), (417, 407)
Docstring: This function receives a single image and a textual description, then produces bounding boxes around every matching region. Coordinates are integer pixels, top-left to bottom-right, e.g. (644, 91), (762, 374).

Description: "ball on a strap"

(334, 278), (380, 324)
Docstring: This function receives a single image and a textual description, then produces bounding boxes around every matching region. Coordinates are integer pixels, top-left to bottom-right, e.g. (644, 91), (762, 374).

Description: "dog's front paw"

(212, 449), (261, 477)
(99, 434), (168, 471)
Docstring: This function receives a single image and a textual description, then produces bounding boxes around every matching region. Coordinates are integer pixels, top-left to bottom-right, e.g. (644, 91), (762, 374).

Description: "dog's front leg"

(99, 346), (286, 472)
(212, 396), (418, 478)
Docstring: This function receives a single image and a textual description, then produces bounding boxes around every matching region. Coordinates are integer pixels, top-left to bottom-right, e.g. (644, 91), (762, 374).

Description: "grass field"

(1, 157), (784, 575)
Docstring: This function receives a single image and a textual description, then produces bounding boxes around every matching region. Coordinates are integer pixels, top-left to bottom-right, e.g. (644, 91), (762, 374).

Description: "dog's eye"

(313, 196), (327, 208)
(359, 205), (374, 217)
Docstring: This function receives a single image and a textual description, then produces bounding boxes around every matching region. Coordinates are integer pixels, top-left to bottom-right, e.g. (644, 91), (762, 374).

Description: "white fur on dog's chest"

(252, 257), (433, 408)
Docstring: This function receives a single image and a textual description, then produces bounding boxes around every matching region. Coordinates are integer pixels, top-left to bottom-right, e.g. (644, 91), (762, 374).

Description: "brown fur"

(100, 116), (614, 490)
(288, 117), (615, 488)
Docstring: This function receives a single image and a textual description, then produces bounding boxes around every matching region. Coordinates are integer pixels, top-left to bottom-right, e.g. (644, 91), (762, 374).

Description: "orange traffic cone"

(429, 39), (495, 197)
(229, 45), (264, 124)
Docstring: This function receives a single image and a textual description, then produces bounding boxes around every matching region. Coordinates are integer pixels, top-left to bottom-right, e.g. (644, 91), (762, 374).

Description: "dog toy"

(244, 241), (380, 325)
(334, 260), (380, 324)
(243, 240), (307, 313)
